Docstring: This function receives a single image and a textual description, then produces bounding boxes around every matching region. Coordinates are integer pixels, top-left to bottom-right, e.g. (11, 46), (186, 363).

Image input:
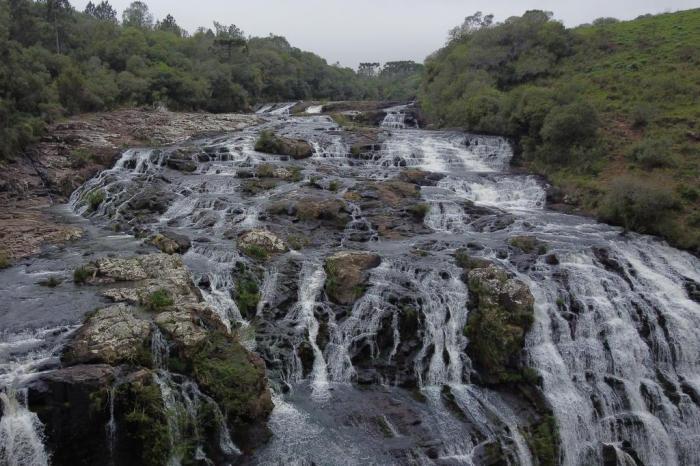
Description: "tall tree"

(45, 0), (72, 53)
(213, 22), (246, 58)
(122, 1), (152, 29)
(156, 14), (182, 36)
(448, 11), (494, 42)
(358, 62), (380, 78)
(84, 1), (117, 23)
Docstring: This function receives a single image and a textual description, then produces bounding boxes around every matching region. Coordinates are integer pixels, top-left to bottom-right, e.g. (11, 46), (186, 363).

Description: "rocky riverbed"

(0, 109), (258, 261)
(2, 103), (700, 466)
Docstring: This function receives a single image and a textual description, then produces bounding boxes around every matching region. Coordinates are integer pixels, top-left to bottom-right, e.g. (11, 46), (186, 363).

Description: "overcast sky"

(74, 0), (698, 69)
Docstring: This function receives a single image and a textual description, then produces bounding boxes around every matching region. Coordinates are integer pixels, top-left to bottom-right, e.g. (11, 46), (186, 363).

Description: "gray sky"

(75, 0), (699, 69)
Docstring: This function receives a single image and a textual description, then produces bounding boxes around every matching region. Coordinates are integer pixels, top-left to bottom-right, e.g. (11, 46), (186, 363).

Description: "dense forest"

(419, 9), (700, 253)
(0, 0), (422, 159)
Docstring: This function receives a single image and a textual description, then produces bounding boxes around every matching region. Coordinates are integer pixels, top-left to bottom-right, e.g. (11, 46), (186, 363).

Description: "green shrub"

(598, 176), (679, 234)
(630, 102), (655, 128)
(144, 289), (174, 312)
(0, 251), (10, 269)
(407, 203), (430, 221)
(289, 167), (303, 182)
(255, 163), (275, 178)
(540, 102), (599, 148)
(73, 266), (92, 284)
(627, 138), (674, 169)
(38, 276), (62, 287)
(234, 274), (260, 318)
(328, 180), (340, 192)
(86, 190), (105, 211)
(523, 415), (559, 466)
(287, 234), (309, 250)
(70, 148), (95, 169)
(254, 130), (284, 154)
(115, 381), (171, 466)
(241, 244), (269, 261)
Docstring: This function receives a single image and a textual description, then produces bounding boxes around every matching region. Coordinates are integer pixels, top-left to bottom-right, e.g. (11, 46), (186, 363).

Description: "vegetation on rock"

(0, 250), (11, 269)
(143, 288), (174, 312)
(254, 130), (314, 159)
(464, 265), (535, 384)
(324, 251), (381, 305)
(115, 377), (171, 466)
(185, 331), (273, 445)
(509, 236), (548, 255)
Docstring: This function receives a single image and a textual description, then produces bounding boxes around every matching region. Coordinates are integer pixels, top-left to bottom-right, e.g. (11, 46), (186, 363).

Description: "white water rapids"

(1, 107), (699, 465)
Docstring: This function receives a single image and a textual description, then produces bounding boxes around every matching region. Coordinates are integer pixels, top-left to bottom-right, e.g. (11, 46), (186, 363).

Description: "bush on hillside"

(627, 138), (674, 169)
(598, 177), (679, 235)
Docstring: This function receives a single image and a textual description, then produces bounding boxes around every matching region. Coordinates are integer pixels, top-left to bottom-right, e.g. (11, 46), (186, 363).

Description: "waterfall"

(305, 105), (324, 114)
(6, 104), (700, 465)
(522, 239), (700, 466)
(381, 111), (407, 129)
(414, 269), (469, 387)
(150, 327), (241, 465)
(0, 390), (50, 466)
(289, 263), (330, 401)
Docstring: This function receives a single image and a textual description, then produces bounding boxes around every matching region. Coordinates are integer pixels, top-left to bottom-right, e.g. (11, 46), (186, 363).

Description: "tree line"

(0, 0), (422, 158)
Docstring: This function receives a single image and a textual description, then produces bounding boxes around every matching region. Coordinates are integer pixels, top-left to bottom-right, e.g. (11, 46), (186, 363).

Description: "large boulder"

(464, 265), (535, 385)
(184, 331), (274, 450)
(238, 229), (287, 259)
(344, 180), (431, 239)
(51, 253), (274, 461)
(148, 230), (191, 254)
(26, 365), (175, 466)
(254, 130), (313, 159)
(267, 195), (351, 231)
(61, 304), (151, 366)
(324, 251), (381, 305)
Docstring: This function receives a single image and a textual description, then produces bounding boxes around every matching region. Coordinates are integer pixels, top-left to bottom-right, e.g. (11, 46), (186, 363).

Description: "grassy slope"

(530, 10), (700, 251)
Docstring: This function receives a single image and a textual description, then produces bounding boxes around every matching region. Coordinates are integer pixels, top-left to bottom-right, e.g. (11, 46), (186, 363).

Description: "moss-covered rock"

(509, 235), (548, 255)
(184, 331), (273, 450)
(454, 248), (493, 272)
(50, 253), (273, 459)
(26, 365), (170, 466)
(254, 130), (313, 159)
(113, 370), (171, 466)
(324, 251), (381, 305)
(233, 267), (261, 320)
(465, 265), (535, 384)
(521, 415), (559, 466)
(148, 231), (191, 254)
(268, 196), (351, 230)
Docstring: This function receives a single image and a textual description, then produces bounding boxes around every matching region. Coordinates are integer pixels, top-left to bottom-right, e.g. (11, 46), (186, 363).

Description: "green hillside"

(419, 9), (700, 254)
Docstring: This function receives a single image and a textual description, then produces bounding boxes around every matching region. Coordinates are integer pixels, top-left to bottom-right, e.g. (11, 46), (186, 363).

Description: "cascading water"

(2, 103), (700, 466)
(0, 390), (49, 466)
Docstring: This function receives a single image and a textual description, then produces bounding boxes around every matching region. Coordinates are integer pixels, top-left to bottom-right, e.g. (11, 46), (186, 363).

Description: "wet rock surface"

(3, 105), (700, 466)
(324, 251), (381, 305)
(22, 253), (273, 464)
(0, 109), (258, 261)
